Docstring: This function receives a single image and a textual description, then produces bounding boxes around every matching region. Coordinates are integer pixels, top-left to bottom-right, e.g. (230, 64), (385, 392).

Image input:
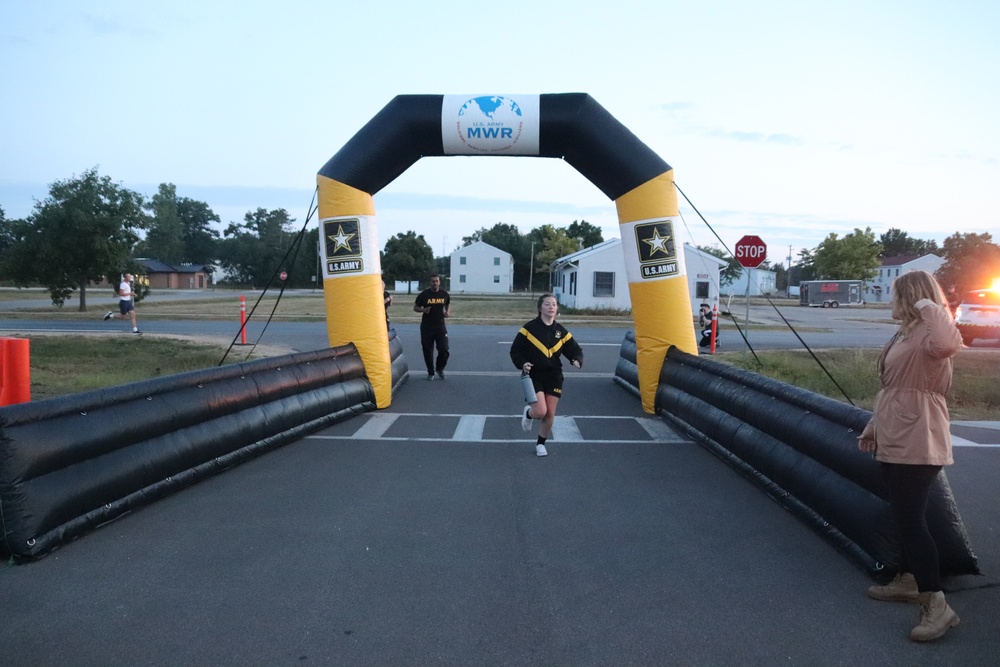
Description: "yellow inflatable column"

(615, 170), (698, 413)
(317, 175), (392, 408)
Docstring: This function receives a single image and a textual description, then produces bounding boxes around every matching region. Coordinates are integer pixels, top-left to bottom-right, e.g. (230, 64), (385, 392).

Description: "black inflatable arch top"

(318, 94), (671, 200)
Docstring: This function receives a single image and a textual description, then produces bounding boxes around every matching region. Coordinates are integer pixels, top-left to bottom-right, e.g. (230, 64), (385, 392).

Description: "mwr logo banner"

(442, 94), (540, 155)
(320, 216), (381, 278)
(620, 218), (686, 282)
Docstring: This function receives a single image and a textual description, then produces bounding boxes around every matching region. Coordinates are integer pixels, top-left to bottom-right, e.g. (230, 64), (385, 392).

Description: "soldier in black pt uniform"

(413, 274), (451, 380)
(509, 293), (583, 457)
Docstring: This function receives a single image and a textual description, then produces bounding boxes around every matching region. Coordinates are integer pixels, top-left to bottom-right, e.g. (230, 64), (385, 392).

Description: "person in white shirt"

(103, 272), (142, 335)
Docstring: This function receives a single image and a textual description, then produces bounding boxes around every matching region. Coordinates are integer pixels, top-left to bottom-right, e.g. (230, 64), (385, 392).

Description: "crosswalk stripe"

(637, 418), (689, 442)
(453, 415), (486, 441)
(351, 413), (399, 438)
(305, 413), (692, 445)
(551, 416), (584, 442)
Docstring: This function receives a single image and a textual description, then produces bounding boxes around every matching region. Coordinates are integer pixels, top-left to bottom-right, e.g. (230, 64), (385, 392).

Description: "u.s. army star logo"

(324, 219), (364, 275)
(633, 220), (679, 279)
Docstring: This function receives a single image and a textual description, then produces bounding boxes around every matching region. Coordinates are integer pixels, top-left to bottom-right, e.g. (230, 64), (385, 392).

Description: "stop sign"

(735, 235), (767, 268)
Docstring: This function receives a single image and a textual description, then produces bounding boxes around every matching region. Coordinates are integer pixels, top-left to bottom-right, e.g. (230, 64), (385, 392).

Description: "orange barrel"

(0, 337), (31, 405)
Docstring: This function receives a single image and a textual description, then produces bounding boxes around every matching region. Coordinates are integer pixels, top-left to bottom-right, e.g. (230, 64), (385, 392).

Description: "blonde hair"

(891, 270), (950, 332)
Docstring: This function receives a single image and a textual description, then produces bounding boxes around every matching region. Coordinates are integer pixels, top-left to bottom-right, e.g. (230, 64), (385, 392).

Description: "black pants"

(421, 326), (449, 374)
(880, 462), (943, 592)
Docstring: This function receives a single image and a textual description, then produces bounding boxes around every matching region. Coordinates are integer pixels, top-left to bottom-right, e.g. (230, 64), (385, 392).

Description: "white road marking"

(453, 415), (486, 441)
(305, 413), (691, 445)
(351, 413), (399, 438)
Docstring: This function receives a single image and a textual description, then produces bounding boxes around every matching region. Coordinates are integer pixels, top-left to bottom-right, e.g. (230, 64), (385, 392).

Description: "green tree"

(217, 208), (296, 287)
(138, 185), (219, 269)
(812, 227), (881, 280)
(696, 245), (742, 287)
(381, 231), (436, 291)
(177, 197), (221, 265)
(0, 206), (19, 282)
(773, 263), (788, 291)
(282, 227), (319, 289)
(789, 248), (817, 284)
(3, 168), (146, 310)
(0, 205), (8, 247)
(141, 183), (185, 264)
(532, 225), (579, 287)
(566, 220), (604, 248)
(936, 232), (1000, 295)
(879, 228), (940, 258)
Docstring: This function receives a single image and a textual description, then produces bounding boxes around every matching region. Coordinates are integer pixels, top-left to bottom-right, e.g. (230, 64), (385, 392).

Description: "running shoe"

(103, 311), (114, 321)
(437, 370), (445, 380)
(535, 444), (548, 457)
(521, 406), (532, 432)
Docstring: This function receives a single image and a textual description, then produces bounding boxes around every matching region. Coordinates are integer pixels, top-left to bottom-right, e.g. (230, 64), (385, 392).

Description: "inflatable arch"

(317, 94), (697, 412)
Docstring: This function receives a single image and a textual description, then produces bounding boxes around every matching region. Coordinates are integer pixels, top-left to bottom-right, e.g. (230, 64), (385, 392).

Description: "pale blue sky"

(2, 0), (997, 265)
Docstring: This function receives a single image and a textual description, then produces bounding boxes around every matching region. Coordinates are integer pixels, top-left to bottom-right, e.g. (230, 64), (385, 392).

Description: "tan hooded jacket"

(861, 299), (962, 465)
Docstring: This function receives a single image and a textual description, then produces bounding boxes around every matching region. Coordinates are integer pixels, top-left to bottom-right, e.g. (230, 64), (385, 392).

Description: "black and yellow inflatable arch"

(318, 94), (696, 412)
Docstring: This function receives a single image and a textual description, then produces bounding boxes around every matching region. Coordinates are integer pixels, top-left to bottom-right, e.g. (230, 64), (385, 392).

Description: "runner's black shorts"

(529, 367), (564, 397)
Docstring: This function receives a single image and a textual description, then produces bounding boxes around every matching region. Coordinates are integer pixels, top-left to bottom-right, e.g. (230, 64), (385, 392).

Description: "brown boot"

(867, 572), (919, 602)
(910, 591), (960, 642)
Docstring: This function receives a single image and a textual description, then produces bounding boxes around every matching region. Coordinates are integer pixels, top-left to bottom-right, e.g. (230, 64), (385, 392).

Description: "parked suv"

(955, 288), (1000, 345)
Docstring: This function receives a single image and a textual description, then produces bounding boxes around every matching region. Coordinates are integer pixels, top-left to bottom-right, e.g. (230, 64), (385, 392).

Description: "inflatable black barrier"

(613, 333), (978, 579)
(612, 330), (640, 399)
(388, 328), (409, 393)
(0, 341), (404, 561)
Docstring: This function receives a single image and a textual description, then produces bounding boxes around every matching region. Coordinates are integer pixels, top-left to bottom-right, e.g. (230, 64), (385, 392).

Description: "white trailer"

(799, 280), (865, 308)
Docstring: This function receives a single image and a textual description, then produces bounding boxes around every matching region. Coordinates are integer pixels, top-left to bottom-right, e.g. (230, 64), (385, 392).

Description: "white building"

(549, 240), (727, 315)
(449, 241), (514, 293)
(865, 254), (945, 302)
(724, 267), (778, 297)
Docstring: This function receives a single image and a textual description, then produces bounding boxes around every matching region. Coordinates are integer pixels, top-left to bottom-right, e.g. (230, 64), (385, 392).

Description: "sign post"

(734, 235), (767, 349)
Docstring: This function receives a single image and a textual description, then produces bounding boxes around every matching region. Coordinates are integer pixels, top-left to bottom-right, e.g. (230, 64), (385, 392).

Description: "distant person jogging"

(413, 274), (450, 380)
(104, 272), (141, 335)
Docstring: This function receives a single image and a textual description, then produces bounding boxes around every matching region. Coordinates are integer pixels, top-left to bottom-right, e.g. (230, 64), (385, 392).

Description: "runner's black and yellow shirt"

(509, 317), (583, 372)
(414, 288), (450, 329)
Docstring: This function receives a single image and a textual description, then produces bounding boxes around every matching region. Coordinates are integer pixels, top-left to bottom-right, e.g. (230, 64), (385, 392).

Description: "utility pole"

(529, 241), (535, 295)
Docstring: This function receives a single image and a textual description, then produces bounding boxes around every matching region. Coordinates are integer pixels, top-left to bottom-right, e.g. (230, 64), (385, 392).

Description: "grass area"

(12, 335), (278, 401)
(2, 290), (637, 327)
(720, 348), (1000, 421)
(5, 295), (996, 422)
(0, 288), (52, 301)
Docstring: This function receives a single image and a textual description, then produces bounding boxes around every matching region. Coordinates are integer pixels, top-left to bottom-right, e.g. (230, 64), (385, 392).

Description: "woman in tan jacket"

(858, 270), (963, 642)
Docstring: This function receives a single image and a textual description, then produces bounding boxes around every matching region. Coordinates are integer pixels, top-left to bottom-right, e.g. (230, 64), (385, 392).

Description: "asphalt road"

(2, 295), (999, 665)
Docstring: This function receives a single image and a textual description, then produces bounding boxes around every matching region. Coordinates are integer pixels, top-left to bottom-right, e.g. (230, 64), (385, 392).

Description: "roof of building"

(551, 238), (621, 267)
(552, 239), (728, 269)
(136, 258), (209, 274)
(879, 253), (942, 267)
(451, 240), (512, 258)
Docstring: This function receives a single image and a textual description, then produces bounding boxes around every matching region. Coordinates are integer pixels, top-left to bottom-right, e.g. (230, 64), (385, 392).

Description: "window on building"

(459, 275), (466, 283)
(493, 275), (500, 283)
(594, 271), (614, 297)
(696, 281), (709, 299)
(570, 272), (577, 296)
(460, 257), (467, 265)
(493, 257), (500, 265)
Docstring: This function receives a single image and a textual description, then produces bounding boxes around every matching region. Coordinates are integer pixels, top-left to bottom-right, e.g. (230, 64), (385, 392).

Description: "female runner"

(510, 293), (583, 456)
